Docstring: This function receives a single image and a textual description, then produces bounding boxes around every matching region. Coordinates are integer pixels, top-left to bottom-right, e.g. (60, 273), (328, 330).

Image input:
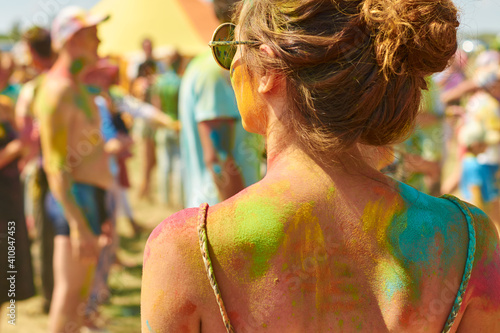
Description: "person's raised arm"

(440, 80), (478, 105)
(38, 85), (98, 261)
(115, 93), (180, 130)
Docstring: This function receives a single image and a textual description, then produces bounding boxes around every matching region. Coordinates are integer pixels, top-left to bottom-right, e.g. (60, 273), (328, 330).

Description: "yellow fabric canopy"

(91, 0), (219, 56)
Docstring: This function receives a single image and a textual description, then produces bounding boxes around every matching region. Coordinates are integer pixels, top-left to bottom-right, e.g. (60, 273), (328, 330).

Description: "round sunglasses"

(208, 23), (259, 70)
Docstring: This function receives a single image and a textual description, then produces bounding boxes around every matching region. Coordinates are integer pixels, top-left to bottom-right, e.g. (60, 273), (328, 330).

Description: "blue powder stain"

(383, 266), (406, 300)
(147, 320), (154, 332)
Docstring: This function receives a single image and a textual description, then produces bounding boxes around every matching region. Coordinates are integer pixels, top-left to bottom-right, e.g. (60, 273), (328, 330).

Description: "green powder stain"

(292, 300), (296, 307)
(234, 196), (293, 278)
(338, 319), (344, 329)
(70, 58), (84, 75)
(342, 284), (360, 301)
(327, 186), (336, 201)
(75, 85), (94, 120)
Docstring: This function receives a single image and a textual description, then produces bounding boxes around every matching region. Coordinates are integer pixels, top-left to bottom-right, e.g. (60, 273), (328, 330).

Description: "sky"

(0, 0), (499, 36)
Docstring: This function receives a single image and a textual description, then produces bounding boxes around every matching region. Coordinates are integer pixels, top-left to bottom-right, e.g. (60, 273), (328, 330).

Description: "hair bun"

(361, 0), (459, 78)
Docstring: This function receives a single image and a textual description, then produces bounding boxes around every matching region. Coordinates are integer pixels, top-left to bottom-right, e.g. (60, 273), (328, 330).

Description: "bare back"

(142, 166), (500, 332)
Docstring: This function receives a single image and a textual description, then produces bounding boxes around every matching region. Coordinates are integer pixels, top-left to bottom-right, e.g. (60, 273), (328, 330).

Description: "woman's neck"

(264, 126), (379, 185)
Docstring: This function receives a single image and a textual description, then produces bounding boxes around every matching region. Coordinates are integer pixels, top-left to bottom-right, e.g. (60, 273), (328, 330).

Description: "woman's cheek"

(232, 66), (266, 134)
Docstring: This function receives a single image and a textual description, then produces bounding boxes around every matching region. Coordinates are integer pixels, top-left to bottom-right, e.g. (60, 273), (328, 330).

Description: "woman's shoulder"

(398, 182), (500, 317)
(458, 202), (500, 322)
(144, 208), (201, 265)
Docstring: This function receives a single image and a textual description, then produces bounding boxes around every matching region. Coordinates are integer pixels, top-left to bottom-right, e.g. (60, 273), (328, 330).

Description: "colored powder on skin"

(36, 84), (69, 170)
(70, 59), (84, 75)
(374, 257), (409, 303)
(360, 192), (414, 303)
(146, 320), (154, 332)
(333, 261), (353, 278)
(361, 194), (404, 250)
(338, 319), (344, 329)
(79, 264), (96, 298)
(74, 87), (94, 120)
(231, 61), (266, 133)
(281, 202), (335, 312)
(327, 186), (336, 201)
(342, 284), (360, 301)
(46, 126), (69, 172)
(152, 290), (166, 314)
(390, 182), (468, 300)
(179, 301), (197, 316)
(234, 195), (292, 278)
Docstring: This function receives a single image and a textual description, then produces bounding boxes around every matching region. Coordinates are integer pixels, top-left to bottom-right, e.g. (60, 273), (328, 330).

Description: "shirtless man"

(34, 7), (112, 332)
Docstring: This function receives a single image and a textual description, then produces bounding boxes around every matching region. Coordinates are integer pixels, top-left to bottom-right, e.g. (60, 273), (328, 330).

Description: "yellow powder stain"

(361, 194), (402, 249)
(231, 61), (266, 134)
(79, 264), (96, 298)
(327, 186), (336, 201)
(152, 290), (166, 312)
(282, 202), (333, 313)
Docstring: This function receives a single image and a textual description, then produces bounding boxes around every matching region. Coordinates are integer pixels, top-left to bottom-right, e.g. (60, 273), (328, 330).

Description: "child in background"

(459, 121), (500, 234)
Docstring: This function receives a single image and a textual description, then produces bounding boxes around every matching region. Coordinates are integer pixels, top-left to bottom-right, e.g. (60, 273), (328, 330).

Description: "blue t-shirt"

(179, 50), (261, 208)
(460, 155), (495, 203)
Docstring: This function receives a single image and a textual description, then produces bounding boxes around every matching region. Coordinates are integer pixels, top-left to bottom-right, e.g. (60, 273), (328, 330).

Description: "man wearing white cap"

(33, 6), (112, 332)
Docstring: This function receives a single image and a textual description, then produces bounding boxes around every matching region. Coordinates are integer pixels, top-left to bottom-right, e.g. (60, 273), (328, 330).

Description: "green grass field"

(1, 146), (176, 333)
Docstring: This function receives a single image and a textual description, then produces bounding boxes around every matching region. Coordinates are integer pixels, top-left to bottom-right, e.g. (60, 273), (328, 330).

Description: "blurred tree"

(8, 21), (21, 41)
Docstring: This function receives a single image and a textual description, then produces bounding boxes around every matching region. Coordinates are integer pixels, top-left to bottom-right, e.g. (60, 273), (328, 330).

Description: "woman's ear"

(257, 44), (279, 94)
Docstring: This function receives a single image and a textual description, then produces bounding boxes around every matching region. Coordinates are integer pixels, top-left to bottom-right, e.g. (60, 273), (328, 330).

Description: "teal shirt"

(0, 84), (21, 104)
(179, 50), (261, 208)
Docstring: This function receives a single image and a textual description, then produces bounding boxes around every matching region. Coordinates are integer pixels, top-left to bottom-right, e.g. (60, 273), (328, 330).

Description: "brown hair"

(23, 27), (53, 60)
(235, 0), (459, 156)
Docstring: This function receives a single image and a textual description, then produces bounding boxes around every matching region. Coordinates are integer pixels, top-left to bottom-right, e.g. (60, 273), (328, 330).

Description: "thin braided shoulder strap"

(440, 195), (477, 333)
(197, 203), (235, 333)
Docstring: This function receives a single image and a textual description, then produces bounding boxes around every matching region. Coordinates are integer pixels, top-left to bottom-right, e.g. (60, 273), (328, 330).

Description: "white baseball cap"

(51, 6), (109, 51)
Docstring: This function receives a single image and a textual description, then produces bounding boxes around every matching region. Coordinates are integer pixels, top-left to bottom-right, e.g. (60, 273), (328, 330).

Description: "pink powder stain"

(179, 300), (197, 317)
(470, 254), (500, 310)
(228, 311), (242, 326)
(151, 208), (198, 242)
(143, 245), (151, 265)
(144, 208), (198, 264)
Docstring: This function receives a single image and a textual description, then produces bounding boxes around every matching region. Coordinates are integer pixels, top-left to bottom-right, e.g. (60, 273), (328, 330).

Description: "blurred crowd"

(0, 5), (263, 332)
(385, 48), (500, 234)
(0, 4), (499, 333)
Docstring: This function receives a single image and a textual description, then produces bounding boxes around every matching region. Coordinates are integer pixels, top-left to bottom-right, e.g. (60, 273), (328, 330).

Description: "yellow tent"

(91, 0), (220, 56)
